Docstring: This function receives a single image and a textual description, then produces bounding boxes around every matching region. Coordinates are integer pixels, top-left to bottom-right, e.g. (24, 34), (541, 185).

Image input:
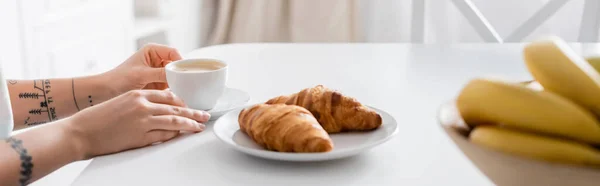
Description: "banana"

(456, 78), (600, 145)
(523, 36), (600, 116)
(586, 56), (600, 73)
(470, 126), (600, 167)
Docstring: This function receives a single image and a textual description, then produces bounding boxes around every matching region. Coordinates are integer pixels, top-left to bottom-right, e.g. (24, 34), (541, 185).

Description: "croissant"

(238, 104), (334, 153)
(266, 85), (382, 133)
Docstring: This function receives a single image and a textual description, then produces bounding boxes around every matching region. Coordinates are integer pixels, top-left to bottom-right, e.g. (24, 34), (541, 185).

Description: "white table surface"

(69, 43), (597, 186)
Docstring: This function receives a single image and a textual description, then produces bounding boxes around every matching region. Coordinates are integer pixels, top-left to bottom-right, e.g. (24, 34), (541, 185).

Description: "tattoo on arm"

(72, 79), (80, 111)
(18, 93), (39, 99)
(5, 137), (33, 186)
(8, 80), (17, 85)
(19, 79), (56, 126)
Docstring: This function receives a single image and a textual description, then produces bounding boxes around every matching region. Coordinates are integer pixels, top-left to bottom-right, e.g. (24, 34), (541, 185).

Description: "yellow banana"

(523, 36), (600, 116)
(457, 78), (600, 144)
(586, 56), (600, 73)
(470, 126), (600, 167)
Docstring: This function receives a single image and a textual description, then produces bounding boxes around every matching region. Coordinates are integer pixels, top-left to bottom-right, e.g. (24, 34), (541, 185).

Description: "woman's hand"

(105, 43), (183, 95)
(65, 89), (209, 159)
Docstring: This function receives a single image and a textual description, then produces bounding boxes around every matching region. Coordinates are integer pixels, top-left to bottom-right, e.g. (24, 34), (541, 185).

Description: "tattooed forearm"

(8, 76), (113, 130)
(5, 137), (33, 186)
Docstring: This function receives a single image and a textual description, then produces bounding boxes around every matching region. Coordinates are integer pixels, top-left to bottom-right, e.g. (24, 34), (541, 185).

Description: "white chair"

(411, 0), (600, 43)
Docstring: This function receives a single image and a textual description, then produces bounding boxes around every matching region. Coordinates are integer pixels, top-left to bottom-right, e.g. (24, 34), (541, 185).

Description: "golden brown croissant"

(265, 85), (382, 133)
(238, 104), (334, 153)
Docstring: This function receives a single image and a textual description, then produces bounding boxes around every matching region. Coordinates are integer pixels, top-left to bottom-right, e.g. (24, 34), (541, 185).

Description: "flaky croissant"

(266, 85), (382, 133)
(238, 104), (334, 153)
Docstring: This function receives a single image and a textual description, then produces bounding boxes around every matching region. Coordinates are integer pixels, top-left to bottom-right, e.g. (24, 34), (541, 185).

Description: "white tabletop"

(70, 43), (575, 186)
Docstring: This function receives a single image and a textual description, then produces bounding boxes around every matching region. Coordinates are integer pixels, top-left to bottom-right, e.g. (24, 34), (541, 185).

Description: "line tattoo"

(72, 79), (80, 111)
(25, 121), (47, 126)
(22, 117), (44, 126)
(8, 80), (17, 85)
(5, 137), (33, 186)
(88, 95), (93, 106)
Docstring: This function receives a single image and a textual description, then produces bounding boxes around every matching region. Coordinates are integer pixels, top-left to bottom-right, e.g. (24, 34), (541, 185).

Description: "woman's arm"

(0, 44), (196, 185)
(0, 119), (81, 186)
(6, 75), (117, 130)
(7, 43), (183, 130)
(0, 89), (209, 186)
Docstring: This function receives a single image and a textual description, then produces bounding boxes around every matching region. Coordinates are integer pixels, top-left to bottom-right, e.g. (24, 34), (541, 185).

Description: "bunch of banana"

(455, 36), (600, 168)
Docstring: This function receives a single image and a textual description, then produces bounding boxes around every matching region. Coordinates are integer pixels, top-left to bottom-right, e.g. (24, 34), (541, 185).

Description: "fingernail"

(197, 123), (206, 130)
(201, 111), (211, 121)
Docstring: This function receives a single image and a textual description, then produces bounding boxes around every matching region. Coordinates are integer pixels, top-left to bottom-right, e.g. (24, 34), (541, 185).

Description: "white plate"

(205, 87), (250, 121)
(213, 105), (399, 161)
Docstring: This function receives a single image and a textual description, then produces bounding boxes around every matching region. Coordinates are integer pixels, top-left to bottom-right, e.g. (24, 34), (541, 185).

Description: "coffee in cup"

(165, 58), (228, 110)
(170, 60), (224, 72)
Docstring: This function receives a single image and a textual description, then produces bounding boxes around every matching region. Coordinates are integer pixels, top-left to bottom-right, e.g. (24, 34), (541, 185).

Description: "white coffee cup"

(165, 58), (228, 110)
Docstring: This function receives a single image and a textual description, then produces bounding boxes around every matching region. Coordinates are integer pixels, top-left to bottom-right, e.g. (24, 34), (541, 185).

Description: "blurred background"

(0, 0), (595, 81)
(0, 0), (596, 185)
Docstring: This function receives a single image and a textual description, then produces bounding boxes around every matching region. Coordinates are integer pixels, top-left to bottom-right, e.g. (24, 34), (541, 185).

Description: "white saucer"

(204, 87), (250, 121)
(213, 105), (399, 161)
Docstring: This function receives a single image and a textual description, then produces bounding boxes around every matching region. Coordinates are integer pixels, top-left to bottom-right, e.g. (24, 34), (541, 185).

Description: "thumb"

(143, 68), (167, 83)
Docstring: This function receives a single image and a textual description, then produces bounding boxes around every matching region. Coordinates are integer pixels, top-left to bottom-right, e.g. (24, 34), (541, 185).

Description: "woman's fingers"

(145, 130), (180, 145)
(149, 115), (206, 132)
(140, 44), (182, 84)
(141, 90), (187, 107)
(149, 104), (210, 123)
(143, 43), (183, 65)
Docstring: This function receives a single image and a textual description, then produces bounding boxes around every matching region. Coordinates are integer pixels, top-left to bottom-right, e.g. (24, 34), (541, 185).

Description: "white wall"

(0, 0), (206, 80)
(0, 0), (24, 78)
(166, 0), (204, 53)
